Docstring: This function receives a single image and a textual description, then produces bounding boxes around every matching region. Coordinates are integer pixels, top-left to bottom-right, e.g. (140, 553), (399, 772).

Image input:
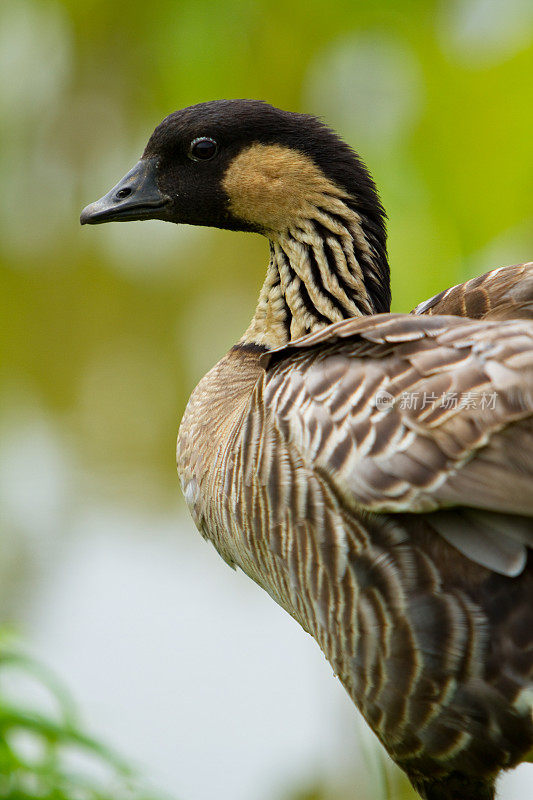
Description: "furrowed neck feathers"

(242, 192), (389, 349)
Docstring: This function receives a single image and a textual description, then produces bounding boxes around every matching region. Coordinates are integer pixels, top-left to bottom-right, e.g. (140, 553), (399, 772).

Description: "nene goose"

(81, 100), (533, 800)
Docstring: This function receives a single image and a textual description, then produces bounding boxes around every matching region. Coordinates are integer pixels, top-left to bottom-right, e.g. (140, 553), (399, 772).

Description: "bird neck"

(241, 198), (390, 349)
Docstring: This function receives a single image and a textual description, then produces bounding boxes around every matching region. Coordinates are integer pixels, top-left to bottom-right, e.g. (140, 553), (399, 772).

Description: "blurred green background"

(1, 1), (532, 799)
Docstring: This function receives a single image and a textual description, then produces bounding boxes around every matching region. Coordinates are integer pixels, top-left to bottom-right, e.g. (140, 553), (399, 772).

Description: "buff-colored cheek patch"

(222, 143), (346, 231)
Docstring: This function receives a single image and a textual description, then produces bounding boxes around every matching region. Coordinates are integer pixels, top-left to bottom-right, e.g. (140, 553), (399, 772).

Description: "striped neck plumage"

(242, 199), (390, 349)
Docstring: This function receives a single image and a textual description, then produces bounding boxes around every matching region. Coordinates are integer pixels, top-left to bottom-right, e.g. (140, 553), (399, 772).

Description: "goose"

(81, 99), (533, 800)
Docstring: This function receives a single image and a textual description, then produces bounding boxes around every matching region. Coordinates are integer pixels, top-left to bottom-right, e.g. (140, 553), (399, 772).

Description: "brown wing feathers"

(412, 262), (533, 321)
(263, 314), (533, 575)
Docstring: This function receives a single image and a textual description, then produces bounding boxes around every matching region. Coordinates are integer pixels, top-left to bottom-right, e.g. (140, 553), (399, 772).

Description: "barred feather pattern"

(177, 313), (533, 799)
(412, 262), (533, 321)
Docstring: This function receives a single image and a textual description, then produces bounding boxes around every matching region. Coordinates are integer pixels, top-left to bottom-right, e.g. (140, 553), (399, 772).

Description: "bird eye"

(189, 137), (218, 161)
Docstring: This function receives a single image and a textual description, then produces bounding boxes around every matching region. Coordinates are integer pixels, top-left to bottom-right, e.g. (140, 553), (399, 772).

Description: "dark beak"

(80, 158), (170, 225)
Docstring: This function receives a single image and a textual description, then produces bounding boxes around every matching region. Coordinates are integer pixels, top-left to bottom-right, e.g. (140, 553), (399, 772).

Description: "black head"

(80, 99), (386, 240)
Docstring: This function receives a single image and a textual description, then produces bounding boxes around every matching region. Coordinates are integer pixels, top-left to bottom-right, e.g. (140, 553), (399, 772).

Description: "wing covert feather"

(412, 262), (533, 321)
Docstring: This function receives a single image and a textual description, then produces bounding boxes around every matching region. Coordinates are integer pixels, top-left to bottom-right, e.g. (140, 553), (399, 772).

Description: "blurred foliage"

(0, 626), (415, 800)
(0, 629), (168, 800)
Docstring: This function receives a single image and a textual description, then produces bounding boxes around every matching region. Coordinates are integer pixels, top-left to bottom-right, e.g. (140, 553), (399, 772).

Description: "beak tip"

(80, 203), (97, 225)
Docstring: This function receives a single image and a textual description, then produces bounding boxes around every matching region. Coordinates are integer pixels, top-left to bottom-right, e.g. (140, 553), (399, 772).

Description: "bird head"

(80, 99), (386, 242)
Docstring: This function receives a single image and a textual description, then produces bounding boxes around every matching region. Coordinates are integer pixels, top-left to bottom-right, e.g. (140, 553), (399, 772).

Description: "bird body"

(177, 315), (533, 800)
(81, 100), (533, 800)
